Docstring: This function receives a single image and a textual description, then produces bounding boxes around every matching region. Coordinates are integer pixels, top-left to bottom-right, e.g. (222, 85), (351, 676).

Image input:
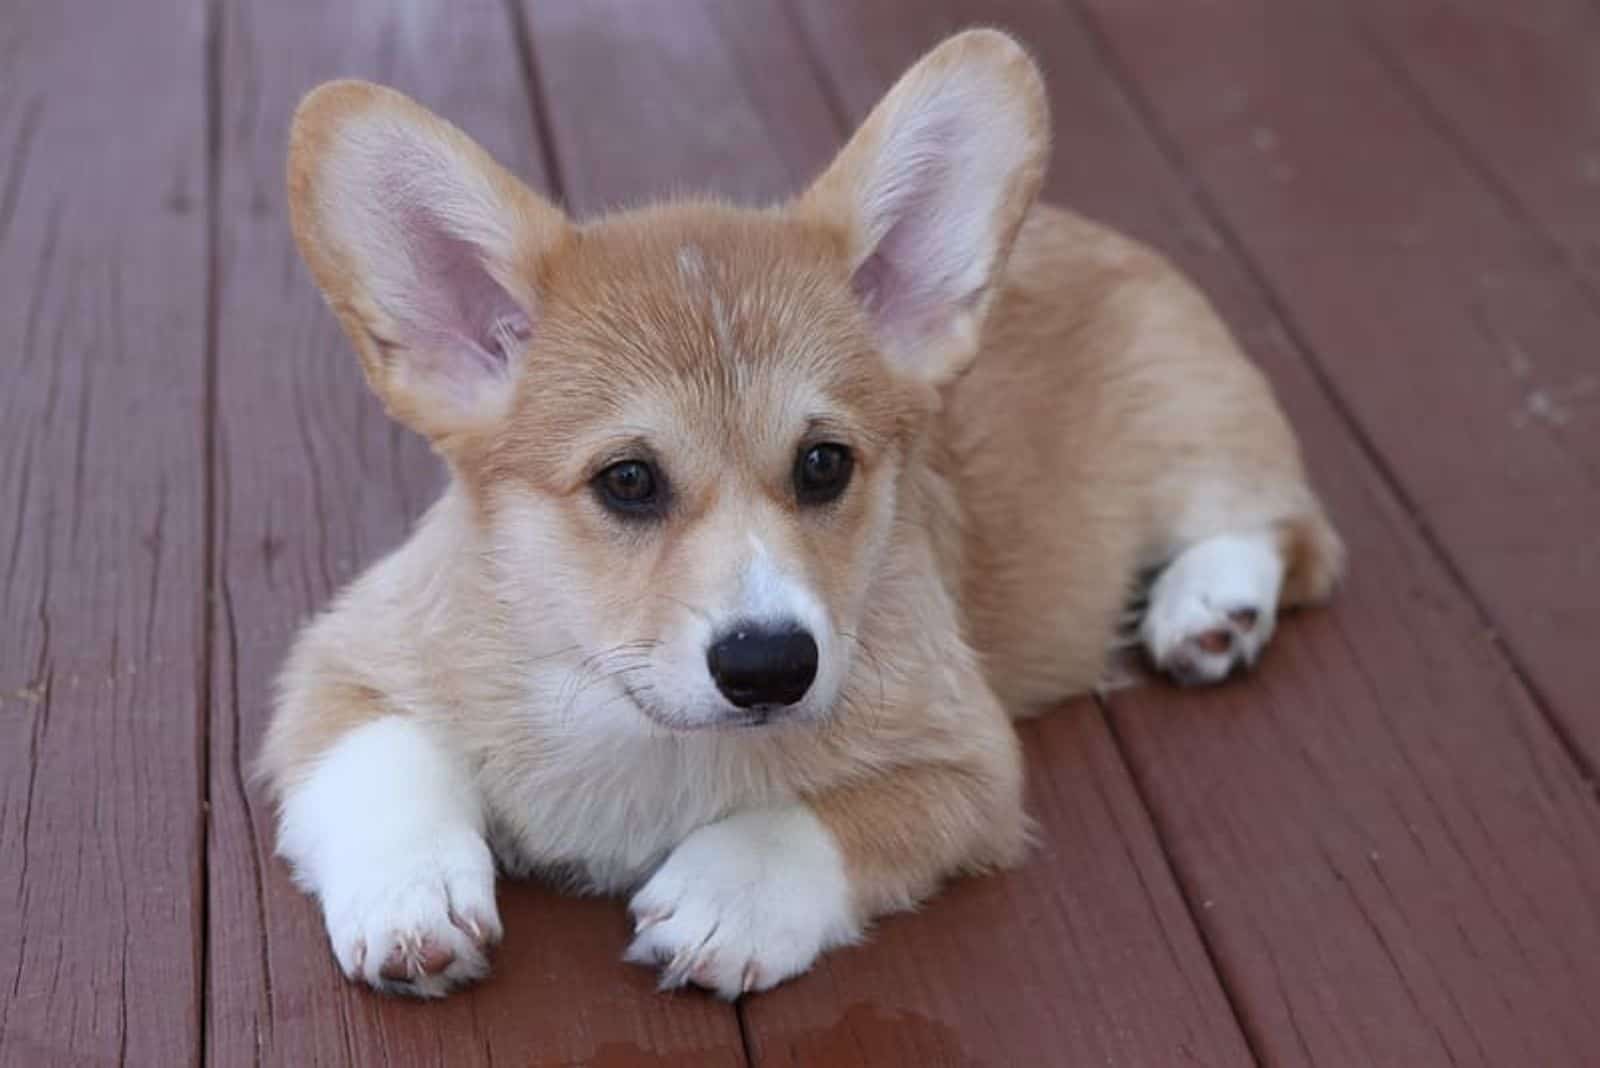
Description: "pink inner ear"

(847, 131), (974, 352)
(380, 176), (532, 389)
(850, 208), (955, 350)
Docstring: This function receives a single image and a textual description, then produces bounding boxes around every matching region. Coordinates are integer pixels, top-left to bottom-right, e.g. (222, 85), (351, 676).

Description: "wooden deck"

(4, 1), (1599, 1064)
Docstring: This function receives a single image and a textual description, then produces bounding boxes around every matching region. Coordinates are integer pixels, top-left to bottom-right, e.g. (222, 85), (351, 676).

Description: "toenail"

(450, 908), (492, 946)
(690, 954), (720, 987)
(378, 950), (412, 982)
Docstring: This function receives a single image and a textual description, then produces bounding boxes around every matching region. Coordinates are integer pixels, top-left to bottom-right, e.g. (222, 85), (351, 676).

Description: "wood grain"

(0, 1), (207, 1065)
(1339, 0), (1600, 294)
(522, 0), (839, 208)
(795, 0), (1600, 1061)
(518, 3), (1255, 1063)
(203, 0), (743, 1063)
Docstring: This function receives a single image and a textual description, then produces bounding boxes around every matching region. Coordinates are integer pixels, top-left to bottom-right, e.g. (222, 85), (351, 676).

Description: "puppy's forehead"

(542, 210), (867, 379)
(510, 205), (902, 459)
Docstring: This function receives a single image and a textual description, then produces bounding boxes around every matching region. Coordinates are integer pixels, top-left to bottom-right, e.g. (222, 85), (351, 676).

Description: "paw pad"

(378, 936), (456, 981)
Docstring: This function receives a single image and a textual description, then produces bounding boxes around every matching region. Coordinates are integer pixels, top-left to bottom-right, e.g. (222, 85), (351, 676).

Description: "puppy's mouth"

(619, 681), (816, 733)
(718, 705), (790, 729)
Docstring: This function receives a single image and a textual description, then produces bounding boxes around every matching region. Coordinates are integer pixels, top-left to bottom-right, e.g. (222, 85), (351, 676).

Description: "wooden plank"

(0, 1), (207, 1065)
(524, 0), (840, 206)
(518, 3), (1255, 1062)
(1068, 0), (1600, 769)
(1339, 0), (1600, 292)
(793, 0), (1600, 1062)
(204, 0), (744, 1063)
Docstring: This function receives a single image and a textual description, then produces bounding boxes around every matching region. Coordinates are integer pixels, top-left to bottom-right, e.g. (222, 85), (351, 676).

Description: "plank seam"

(503, 0), (567, 206)
(0, 94), (43, 250)
(1051, 0), (1599, 794)
(1095, 695), (1267, 1068)
(200, 0), (224, 1062)
(222, 567), (276, 1060)
(734, 999), (758, 1067)
(776, 0), (853, 134)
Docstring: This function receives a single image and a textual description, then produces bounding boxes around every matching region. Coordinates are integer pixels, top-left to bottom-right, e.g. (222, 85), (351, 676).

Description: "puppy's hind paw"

(1142, 531), (1284, 686)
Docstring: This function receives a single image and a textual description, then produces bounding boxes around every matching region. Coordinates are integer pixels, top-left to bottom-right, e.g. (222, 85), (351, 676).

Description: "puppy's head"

(287, 30), (1047, 731)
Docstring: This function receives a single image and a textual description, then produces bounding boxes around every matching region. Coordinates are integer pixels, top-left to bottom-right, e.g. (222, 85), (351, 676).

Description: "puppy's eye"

(794, 443), (854, 506)
(594, 460), (663, 517)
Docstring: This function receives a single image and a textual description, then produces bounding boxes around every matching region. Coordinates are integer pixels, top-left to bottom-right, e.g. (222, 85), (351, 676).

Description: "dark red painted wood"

(1340, 0), (1600, 292)
(523, 0), (840, 206)
(204, 0), (743, 1063)
(0, 1), (208, 1065)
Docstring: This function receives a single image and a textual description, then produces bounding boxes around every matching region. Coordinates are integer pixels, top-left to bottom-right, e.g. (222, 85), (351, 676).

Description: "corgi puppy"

(262, 29), (1341, 999)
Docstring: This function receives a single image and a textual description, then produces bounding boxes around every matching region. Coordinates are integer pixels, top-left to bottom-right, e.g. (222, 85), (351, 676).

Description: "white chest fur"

(469, 674), (797, 893)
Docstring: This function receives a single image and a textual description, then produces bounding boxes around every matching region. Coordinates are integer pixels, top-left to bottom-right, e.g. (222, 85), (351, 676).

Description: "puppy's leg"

(625, 717), (1024, 997)
(1142, 515), (1341, 685)
(274, 715), (502, 997)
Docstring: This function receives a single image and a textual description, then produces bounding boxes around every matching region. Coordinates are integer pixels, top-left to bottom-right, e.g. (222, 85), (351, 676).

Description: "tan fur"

(263, 30), (1341, 956)
(945, 208), (1340, 712)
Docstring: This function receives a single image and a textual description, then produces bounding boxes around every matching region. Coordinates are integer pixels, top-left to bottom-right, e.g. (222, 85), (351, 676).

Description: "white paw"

(625, 806), (860, 999)
(318, 830), (502, 997)
(1142, 531), (1284, 686)
(274, 716), (501, 998)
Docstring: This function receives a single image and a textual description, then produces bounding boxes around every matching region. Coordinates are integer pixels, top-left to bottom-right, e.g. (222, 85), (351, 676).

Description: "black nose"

(706, 624), (819, 709)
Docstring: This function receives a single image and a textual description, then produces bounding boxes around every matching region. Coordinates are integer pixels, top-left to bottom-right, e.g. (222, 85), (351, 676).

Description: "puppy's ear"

(796, 30), (1048, 384)
(287, 81), (568, 445)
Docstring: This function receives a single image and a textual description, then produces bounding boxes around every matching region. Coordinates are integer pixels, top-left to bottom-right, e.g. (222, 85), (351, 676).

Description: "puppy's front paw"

(625, 806), (859, 998)
(1143, 532), (1283, 686)
(319, 831), (502, 998)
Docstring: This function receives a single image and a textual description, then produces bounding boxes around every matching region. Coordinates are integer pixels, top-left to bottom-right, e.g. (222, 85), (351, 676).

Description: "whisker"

(527, 643), (582, 665)
(648, 592), (711, 626)
(551, 638), (664, 725)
